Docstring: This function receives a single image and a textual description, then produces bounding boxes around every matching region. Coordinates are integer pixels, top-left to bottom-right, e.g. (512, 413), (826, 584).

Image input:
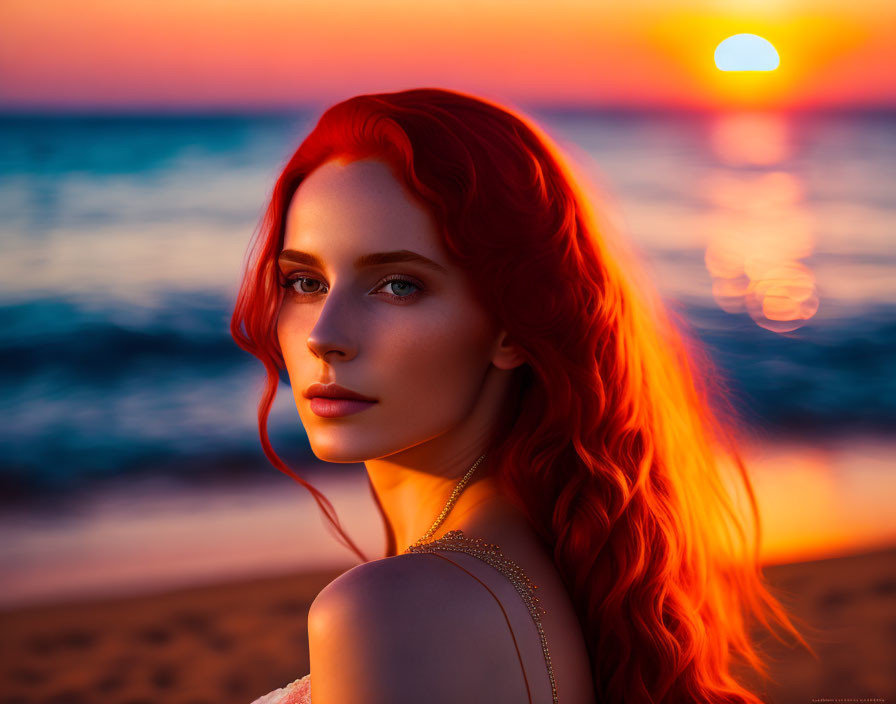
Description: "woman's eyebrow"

(277, 249), (448, 274)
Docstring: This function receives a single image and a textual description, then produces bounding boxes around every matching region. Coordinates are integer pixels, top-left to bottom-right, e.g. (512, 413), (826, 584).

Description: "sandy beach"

(1, 544), (893, 704)
(0, 565), (341, 704)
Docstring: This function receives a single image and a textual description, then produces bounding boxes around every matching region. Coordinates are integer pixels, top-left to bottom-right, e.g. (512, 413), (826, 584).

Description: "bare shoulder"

(308, 552), (531, 704)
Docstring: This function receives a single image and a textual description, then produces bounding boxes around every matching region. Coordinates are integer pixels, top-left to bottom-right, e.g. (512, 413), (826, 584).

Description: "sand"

(1, 546), (893, 704)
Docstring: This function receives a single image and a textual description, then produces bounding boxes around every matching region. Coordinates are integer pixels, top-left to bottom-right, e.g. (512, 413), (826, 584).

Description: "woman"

(232, 88), (812, 704)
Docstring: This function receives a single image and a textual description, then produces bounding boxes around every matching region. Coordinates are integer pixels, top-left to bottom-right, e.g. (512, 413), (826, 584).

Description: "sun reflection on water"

(703, 113), (819, 332)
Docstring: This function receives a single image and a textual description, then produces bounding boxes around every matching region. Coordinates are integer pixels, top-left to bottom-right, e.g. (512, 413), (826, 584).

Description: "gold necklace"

(402, 452), (560, 704)
(406, 453), (486, 550)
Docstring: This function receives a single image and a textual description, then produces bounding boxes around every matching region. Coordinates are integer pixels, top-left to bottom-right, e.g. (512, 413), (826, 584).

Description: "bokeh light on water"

(704, 113), (819, 332)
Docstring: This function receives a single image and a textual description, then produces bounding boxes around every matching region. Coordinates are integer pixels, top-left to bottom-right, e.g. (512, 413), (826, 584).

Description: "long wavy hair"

(231, 87), (814, 703)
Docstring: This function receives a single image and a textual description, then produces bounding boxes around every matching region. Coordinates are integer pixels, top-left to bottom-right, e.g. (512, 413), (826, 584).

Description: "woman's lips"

(309, 397), (377, 418)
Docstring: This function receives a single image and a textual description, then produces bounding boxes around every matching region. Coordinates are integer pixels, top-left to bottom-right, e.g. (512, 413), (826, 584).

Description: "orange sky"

(0, 0), (893, 111)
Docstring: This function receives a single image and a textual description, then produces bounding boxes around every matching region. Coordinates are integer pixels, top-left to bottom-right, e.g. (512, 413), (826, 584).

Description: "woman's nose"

(305, 293), (358, 362)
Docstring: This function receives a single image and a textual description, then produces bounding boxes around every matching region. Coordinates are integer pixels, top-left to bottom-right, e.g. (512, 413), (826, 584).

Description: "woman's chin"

(306, 436), (377, 464)
(309, 447), (368, 464)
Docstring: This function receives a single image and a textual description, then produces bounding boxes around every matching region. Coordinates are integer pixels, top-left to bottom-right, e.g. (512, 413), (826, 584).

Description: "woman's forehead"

(283, 158), (445, 262)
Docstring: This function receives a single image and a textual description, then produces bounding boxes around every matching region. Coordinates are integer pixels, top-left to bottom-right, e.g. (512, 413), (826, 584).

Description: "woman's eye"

(282, 277), (326, 295)
(378, 278), (421, 298)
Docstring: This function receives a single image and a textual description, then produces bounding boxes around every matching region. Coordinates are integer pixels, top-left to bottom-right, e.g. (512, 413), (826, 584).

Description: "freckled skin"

(277, 157), (596, 704)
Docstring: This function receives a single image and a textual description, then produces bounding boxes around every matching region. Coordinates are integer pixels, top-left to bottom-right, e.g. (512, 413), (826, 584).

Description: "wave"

(1, 295), (894, 500)
(0, 294), (246, 378)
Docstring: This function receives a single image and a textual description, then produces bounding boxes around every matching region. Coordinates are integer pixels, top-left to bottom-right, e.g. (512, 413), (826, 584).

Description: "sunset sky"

(1, 0), (894, 111)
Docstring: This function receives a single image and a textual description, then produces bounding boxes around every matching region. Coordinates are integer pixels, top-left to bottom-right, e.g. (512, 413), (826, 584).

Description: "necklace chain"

(402, 452), (559, 704)
(407, 453), (486, 550)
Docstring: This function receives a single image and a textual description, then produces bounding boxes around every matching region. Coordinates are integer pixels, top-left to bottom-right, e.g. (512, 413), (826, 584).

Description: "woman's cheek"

(385, 317), (490, 414)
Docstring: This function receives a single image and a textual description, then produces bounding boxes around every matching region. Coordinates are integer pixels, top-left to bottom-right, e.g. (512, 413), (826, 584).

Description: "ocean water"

(1, 109), (894, 501)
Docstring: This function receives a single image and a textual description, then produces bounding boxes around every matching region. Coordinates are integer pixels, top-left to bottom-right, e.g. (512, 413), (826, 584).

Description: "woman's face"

(276, 157), (505, 463)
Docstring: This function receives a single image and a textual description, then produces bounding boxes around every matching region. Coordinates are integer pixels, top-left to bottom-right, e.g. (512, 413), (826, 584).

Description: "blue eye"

(378, 276), (422, 299)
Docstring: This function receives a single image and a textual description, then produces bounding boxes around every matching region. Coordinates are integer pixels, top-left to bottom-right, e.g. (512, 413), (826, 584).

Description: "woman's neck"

(365, 453), (526, 554)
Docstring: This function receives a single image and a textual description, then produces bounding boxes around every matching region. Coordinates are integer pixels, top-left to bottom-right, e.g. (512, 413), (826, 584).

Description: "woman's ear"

(492, 330), (527, 370)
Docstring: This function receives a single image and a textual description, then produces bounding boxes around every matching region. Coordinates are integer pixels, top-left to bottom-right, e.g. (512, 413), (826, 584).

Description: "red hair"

(231, 88), (815, 703)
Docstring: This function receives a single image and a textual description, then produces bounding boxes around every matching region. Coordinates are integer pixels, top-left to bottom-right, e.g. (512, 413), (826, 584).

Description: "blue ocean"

(2, 109), (894, 502)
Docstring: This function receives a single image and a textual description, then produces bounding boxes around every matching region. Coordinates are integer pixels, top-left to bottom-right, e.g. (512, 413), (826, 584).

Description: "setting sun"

(715, 33), (780, 71)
